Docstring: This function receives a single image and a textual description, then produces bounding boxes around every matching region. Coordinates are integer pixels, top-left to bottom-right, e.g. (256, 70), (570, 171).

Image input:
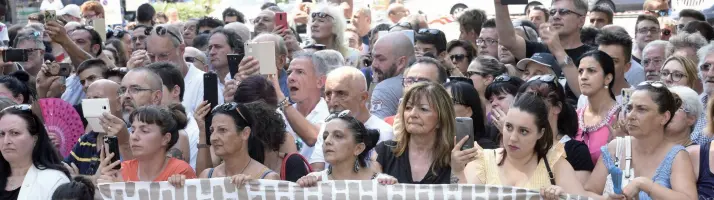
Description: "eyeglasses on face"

(402, 77), (431, 87)
(476, 38), (498, 46)
(311, 12), (334, 20)
(466, 71), (488, 78)
(549, 8), (583, 17)
(117, 86), (154, 96)
(659, 70), (687, 82)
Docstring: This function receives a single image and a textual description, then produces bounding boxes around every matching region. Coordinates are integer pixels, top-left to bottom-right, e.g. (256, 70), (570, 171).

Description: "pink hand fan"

(39, 98), (85, 158)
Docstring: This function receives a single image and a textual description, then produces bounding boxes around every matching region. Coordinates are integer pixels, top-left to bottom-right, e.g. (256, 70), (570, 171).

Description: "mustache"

(645, 71), (659, 76)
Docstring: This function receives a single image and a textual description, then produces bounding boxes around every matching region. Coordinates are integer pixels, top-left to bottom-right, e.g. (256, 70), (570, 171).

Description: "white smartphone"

(81, 98), (110, 133)
(245, 41), (277, 75)
(87, 18), (106, 42)
(401, 30), (415, 45)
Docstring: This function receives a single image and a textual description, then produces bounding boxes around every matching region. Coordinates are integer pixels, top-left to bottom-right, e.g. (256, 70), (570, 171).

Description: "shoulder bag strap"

(624, 136), (633, 179)
(543, 157), (556, 185)
(615, 137), (622, 167)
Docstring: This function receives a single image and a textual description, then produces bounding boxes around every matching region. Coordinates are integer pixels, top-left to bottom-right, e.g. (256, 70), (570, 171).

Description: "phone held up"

(104, 135), (122, 170)
(203, 72), (219, 145)
(455, 117), (475, 150)
(227, 54), (244, 79)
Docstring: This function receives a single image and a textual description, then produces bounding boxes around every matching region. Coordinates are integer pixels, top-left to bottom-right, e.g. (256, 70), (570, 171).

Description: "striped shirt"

(64, 132), (100, 175)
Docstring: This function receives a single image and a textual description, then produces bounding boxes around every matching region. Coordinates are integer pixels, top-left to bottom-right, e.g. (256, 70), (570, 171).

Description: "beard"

(373, 63), (399, 83)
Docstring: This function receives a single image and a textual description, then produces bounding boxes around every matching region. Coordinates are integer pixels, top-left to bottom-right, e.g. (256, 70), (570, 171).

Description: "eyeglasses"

(527, 74), (557, 83)
(117, 86), (154, 96)
(417, 29), (441, 35)
(211, 102), (248, 124)
(638, 81), (666, 88)
(637, 27), (661, 34)
(549, 8), (583, 17)
(113, 30), (129, 39)
(678, 107), (691, 114)
(642, 58), (663, 67)
(390, 22), (413, 30)
(1, 104), (31, 113)
(305, 44), (327, 51)
(494, 74), (512, 82)
(450, 54), (466, 62)
(659, 70), (687, 82)
(326, 110), (351, 121)
(311, 12), (334, 20)
(476, 38), (498, 46)
(402, 77), (431, 87)
(448, 76), (473, 85)
(466, 71), (488, 78)
(185, 56), (205, 64)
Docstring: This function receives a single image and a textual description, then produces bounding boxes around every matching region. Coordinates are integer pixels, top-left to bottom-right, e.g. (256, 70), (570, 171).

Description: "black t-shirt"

(564, 139), (595, 171)
(375, 141), (452, 184)
(525, 41), (595, 102)
(0, 187), (20, 200)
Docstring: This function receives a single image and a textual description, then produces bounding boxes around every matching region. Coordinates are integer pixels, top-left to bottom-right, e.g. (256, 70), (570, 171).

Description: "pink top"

(575, 105), (619, 165)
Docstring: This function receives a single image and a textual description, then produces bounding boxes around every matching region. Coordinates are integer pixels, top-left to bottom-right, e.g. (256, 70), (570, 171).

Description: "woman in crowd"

(0, 105), (70, 199)
(484, 75), (524, 126)
(97, 105), (196, 183)
(0, 72), (35, 104)
(454, 92), (589, 199)
(467, 56), (508, 116)
(687, 135), (714, 199)
(102, 48), (119, 68)
(584, 81), (697, 199)
(660, 55), (699, 91)
(105, 38), (129, 68)
(51, 176), (95, 200)
(446, 40), (477, 75)
(191, 101), (280, 184)
(297, 112), (397, 186)
(666, 86), (702, 147)
(309, 4), (360, 66)
(519, 76), (594, 184)
(444, 81), (495, 148)
(576, 50), (621, 164)
(372, 82), (455, 184)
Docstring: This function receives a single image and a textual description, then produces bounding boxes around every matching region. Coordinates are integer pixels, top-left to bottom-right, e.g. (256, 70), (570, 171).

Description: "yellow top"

(472, 143), (566, 190)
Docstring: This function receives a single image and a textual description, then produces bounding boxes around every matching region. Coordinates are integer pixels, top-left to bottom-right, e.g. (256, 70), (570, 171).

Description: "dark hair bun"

(9, 70), (30, 83)
(73, 176), (96, 196)
(167, 103), (188, 130)
(363, 129), (380, 152)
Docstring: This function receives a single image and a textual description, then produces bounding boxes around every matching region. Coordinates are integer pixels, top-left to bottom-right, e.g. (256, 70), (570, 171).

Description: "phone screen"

(203, 72), (219, 145)
(104, 136), (122, 170)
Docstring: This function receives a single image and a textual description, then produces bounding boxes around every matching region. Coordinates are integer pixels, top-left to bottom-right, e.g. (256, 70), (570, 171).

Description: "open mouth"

(289, 86), (299, 92)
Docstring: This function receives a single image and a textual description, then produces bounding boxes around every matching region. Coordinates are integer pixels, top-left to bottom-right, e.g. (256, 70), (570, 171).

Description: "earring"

(353, 159), (360, 173)
(327, 165), (333, 175)
(605, 85), (609, 89)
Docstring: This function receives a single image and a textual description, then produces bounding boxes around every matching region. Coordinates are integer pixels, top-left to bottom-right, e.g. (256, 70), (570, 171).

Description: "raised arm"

(494, 0), (527, 59)
(45, 21), (94, 67)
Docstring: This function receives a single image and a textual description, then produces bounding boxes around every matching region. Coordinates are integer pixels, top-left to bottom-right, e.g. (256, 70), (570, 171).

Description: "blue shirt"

(278, 69), (290, 98)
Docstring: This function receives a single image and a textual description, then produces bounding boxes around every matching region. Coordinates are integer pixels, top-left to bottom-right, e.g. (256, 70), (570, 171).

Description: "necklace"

(225, 159), (252, 176)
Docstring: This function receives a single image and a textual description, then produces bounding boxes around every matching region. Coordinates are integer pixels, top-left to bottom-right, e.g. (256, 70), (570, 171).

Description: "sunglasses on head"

(326, 110), (352, 121)
(494, 74), (513, 82)
(311, 12), (333, 19)
(417, 29), (441, 35)
(150, 26), (182, 43)
(1, 104), (31, 113)
(390, 22), (413, 30)
(305, 44), (327, 51)
(638, 81), (666, 88)
(211, 102), (248, 123)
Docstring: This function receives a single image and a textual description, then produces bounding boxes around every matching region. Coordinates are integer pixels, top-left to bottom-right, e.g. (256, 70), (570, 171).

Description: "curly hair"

(243, 101), (286, 152)
(80, 1), (104, 17)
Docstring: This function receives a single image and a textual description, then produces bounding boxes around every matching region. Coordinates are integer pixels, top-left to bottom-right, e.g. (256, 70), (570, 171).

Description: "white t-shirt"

(40, 0), (64, 11)
(282, 98), (330, 158)
(309, 115), (394, 164)
(184, 115), (200, 170)
(182, 63), (205, 115)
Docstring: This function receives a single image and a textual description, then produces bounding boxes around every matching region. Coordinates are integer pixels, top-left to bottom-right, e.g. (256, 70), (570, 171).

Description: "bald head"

(376, 32), (415, 59)
(387, 3), (408, 23)
(225, 22), (251, 41)
(325, 66), (369, 113)
(87, 79), (122, 114)
(125, 68), (163, 91)
(326, 66), (367, 92)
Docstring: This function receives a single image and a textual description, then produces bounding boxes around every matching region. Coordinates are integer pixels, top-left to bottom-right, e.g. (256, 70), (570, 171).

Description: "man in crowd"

(667, 32), (709, 64)
(281, 51), (332, 157)
(696, 44), (714, 144)
(197, 17), (224, 34)
(58, 4), (82, 23)
(517, 53), (562, 81)
(183, 47), (208, 72)
(478, 19), (499, 58)
(69, 26), (103, 57)
(370, 32), (415, 119)
(602, 25), (645, 86)
(457, 9), (487, 47)
(352, 7), (372, 51)
(12, 30), (46, 77)
(64, 79), (122, 175)
(183, 19), (198, 47)
(309, 66), (394, 171)
(131, 25), (151, 51)
(136, 3), (156, 26)
(207, 28), (243, 105)
(578, 28), (635, 108)
(222, 7), (245, 24)
(387, 3), (409, 24)
(76, 58), (109, 93)
(677, 9), (706, 32)
(345, 27), (361, 50)
(632, 14), (662, 64)
(642, 40), (670, 81)
(79, 1), (103, 20)
(253, 10), (277, 35)
(147, 62), (199, 168)
(527, 6), (549, 32)
(415, 28), (462, 76)
(228, 33), (291, 101)
(496, 0), (593, 98)
(145, 24), (205, 115)
(587, 5), (613, 29)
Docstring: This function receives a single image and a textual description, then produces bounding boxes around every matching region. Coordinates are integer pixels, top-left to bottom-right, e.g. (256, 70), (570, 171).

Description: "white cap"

(58, 4), (81, 19)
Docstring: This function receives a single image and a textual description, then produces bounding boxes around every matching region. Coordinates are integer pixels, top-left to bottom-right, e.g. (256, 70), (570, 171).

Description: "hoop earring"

(353, 159), (360, 173)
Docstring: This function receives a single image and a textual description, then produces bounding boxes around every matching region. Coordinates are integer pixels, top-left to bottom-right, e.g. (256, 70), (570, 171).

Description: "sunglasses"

(417, 29), (441, 35)
(1, 104), (32, 113)
(148, 26), (182, 43)
(466, 71), (488, 78)
(390, 22), (413, 30)
(326, 110), (351, 121)
(638, 81), (666, 88)
(494, 74), (513, 82)
(450, 54), (466, 62)
(185, 56), (205, 64)
(549, 8), (583, 17)
(311, 12), (334, 20)
(211, 102), (248, 124)
(528, 74), (557, 83)
(402, 77), (431, 87)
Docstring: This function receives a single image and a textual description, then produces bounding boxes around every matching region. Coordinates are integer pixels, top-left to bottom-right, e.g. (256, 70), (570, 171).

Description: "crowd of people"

(1, 0), (714, 199)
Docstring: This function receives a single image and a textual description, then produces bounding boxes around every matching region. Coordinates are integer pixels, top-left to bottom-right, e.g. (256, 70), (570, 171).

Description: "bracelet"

(277, 98), (290, 108)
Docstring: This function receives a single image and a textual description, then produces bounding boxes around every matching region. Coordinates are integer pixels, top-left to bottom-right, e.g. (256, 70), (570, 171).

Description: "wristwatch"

(559, 55), (573, 67)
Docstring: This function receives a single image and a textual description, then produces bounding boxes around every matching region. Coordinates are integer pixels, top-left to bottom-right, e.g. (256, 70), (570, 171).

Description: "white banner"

(98, 178), (591, 200)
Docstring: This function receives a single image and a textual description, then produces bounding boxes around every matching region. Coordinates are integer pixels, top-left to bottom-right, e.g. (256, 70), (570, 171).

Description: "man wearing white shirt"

(40, 0), (64, 11)
(310, 66), (393, 171)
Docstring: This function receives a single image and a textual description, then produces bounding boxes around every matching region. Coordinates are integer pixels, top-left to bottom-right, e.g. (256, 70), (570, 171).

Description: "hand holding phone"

(245, 42), (277, 75)
(44, 10), (57, 23)
(203, 72), (219, 145)
(275, 12), (288, 30)
(82, 98), (111, 133)
(104, 136), (122, 170)
(3, 49), (30, 62)
(455, 117), (475, 150)
(227, 54), (244, 79)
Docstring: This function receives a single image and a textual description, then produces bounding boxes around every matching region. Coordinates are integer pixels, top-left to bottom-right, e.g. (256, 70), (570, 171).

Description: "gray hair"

(552, 0), (588, 14)
(310, 3), (349, 57)
(13, 29), (45, 49)
(314, 50), (345, 73)
(642, 40), (670, 57)
(698, 43), (714, 67)
(225, 22), (252, 41)
(666, 32), (708, 59)
(293, 51), (338, 76)
(669, 86), (703, 130)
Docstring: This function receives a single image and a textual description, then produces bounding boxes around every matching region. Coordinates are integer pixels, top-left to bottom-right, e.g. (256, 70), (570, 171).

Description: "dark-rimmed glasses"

(450, 54), (466, 62)
(466, 71), (488, 78)
(117, 86), (154, 96)
(659, 70), (687, 82)
(402, 77), (430, 87)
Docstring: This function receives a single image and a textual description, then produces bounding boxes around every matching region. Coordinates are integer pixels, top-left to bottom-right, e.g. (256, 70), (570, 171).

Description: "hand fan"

(609, 165), (623, 195)
(39, 98), (85, 158)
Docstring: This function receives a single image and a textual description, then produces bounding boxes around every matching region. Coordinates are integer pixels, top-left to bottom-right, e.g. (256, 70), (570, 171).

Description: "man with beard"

(253, 10), (276, 36)
(369, 32), (415, 119)
(309, 66), (394, 171)
(641, 40), (669, 81)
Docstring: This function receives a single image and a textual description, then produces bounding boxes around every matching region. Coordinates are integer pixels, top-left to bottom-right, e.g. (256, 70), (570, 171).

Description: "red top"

(121, 158), (197, 182)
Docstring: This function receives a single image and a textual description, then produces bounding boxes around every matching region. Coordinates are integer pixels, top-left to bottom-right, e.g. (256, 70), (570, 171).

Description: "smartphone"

(43, 10), (57, 23)
(227, 54), (244, 79)
(58, 63), (71, 77)
(103, 136), (122, 170)
(501, 0), (528, 5)
(245, 42), (277, 75)
(203, 72), (219, 145)
(91, 18), (107, 42)
(81, 98), (111, 133)
(3, 49), (29, 62)
(275, 12), (288, 30)
(455, 117), (475, 150)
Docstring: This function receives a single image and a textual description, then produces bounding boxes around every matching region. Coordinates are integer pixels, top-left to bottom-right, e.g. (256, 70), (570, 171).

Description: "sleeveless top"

(471, 145), (565, 190)
(207, 168), (274, 179)
(576, 105), (620, 165)
(697, 141), (714, 199)
(601, 143), (685, 199)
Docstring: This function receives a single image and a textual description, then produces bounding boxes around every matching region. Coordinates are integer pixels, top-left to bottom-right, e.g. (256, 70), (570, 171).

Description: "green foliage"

(151, 0), (221, 20)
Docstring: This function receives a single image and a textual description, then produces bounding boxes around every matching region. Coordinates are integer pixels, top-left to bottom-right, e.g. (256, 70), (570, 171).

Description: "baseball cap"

(58, 5), (81, 19)
(516, 53), (562, 76)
